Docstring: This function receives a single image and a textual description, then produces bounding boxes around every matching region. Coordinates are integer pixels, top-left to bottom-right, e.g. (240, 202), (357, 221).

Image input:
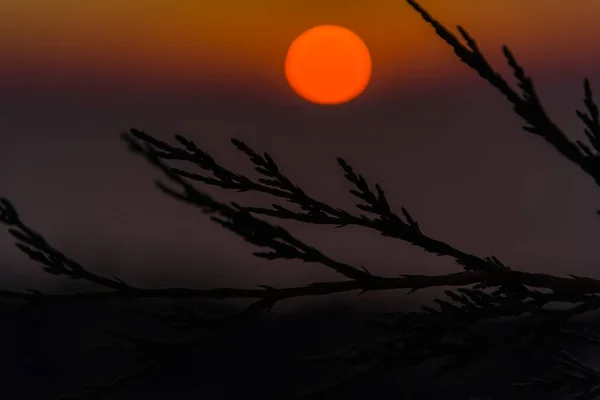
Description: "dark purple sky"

(2, 59), (599, 308)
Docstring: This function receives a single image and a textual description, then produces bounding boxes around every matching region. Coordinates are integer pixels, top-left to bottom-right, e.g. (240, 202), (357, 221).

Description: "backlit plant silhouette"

(2, 0), (600, 398)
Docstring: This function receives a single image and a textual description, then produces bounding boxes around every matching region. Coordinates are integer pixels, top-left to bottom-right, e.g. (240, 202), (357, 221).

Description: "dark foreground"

(0, 296), (582, 400)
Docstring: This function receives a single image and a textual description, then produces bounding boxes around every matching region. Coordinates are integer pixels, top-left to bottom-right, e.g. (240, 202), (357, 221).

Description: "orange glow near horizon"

(0, 0), (599, 99)
(285, 26), (372, 105)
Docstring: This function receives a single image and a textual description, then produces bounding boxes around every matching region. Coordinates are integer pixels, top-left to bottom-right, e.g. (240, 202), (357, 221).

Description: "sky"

(2, 0), (600, 398)
(1, 0), (599, 98)
(1, 0), (599, 292)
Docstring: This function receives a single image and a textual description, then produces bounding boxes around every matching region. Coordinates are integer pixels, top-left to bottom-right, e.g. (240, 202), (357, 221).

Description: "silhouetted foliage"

(2, 0), (600, 398)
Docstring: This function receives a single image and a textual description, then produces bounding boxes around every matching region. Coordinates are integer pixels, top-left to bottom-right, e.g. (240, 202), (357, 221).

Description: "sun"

(284, 25), (372, 105)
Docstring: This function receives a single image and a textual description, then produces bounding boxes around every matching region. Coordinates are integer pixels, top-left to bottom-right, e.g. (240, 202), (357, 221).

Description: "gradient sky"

(1, 0), (599, 98)
(1, 0), (600, 311)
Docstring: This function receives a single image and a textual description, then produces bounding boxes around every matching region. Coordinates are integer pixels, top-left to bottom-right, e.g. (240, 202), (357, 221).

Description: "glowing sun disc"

(284, 25), (372, 105)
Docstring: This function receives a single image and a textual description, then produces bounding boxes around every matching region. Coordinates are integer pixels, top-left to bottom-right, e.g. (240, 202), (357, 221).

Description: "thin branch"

(126, 128), (505, 274)
(406, 0), (600, 187)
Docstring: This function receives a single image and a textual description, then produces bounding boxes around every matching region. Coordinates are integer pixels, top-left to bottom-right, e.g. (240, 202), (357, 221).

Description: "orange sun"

(284, 25), (372, 105)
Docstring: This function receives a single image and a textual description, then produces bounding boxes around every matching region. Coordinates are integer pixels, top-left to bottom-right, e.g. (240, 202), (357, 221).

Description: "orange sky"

(1, 0), (598, 98)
